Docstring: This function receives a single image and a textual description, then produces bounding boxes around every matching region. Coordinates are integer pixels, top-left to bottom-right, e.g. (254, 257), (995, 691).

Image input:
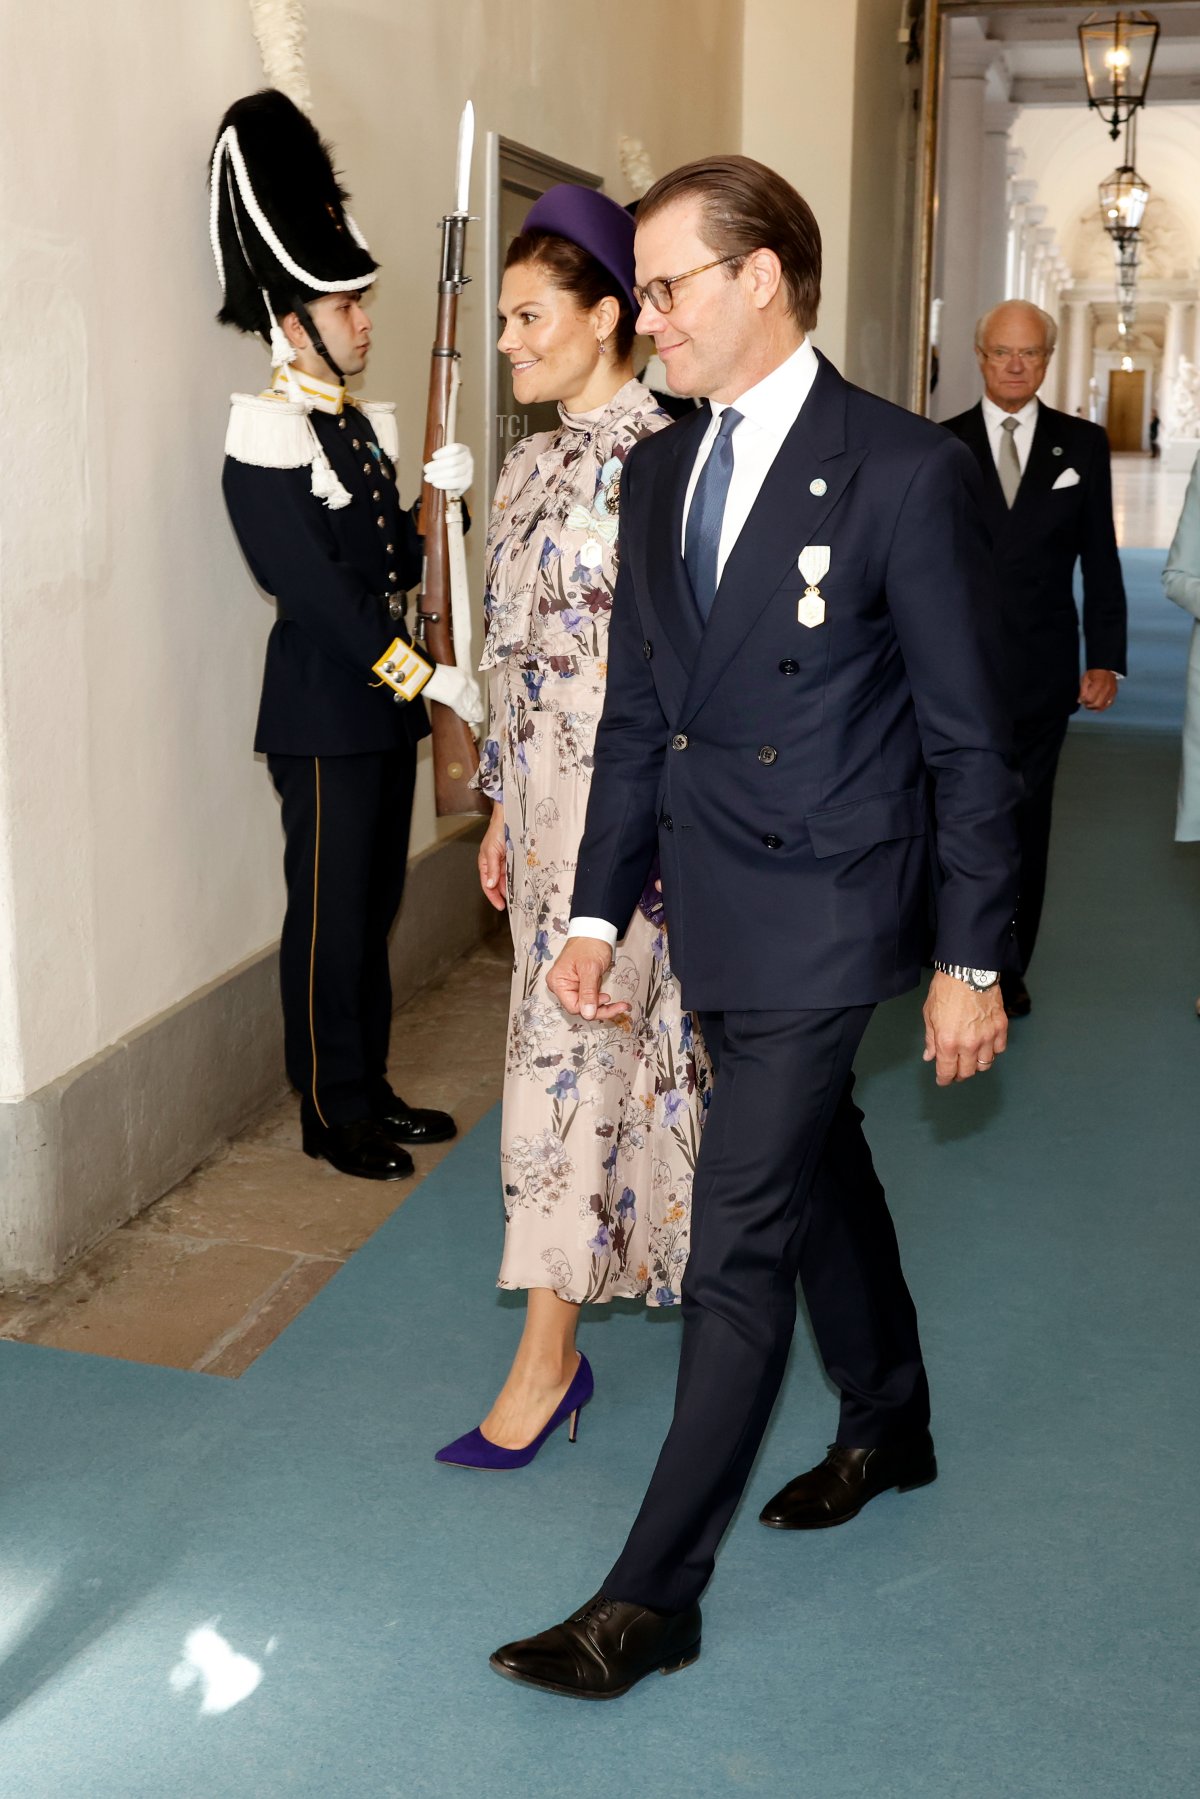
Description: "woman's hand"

(478, 803), (507, 910)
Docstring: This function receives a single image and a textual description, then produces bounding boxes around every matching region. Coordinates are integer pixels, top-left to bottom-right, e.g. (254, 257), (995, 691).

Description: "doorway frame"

(912, 0), (1199, 414)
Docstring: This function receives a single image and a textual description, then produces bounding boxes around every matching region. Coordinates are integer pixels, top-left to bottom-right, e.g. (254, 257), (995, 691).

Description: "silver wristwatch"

(934, 961), (998, 992)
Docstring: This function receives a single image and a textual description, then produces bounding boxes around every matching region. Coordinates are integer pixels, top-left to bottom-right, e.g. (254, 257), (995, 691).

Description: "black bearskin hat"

(209, 89), (379, 340)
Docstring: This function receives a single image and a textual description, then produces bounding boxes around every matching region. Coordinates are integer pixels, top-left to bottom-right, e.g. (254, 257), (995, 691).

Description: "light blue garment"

(1162, 450), (1200, 839)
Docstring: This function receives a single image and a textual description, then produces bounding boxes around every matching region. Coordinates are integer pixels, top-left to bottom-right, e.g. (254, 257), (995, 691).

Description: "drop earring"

(597, 336), (608, 355)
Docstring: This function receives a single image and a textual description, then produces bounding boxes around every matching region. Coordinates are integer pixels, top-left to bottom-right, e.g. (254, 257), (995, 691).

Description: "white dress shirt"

(570, 337), (821, 948)
(981, 393), (1038, 476)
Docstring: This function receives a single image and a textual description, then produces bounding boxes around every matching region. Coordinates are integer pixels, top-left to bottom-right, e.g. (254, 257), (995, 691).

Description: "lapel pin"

(1052, 445), (1063, 456)
(809, 477), (827, 496)
(797, 545), (830, 628)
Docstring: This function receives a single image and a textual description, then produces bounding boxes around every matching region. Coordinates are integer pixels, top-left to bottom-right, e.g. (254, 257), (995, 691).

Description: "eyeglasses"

(979, 347), (1050, 365)
(632, 253), (744, 314)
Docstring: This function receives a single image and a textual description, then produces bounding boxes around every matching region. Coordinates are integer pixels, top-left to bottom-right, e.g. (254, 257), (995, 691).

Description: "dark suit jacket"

(223, 402), (430, 757)
(571, 353), (1022, 1012)
(942, 401), (1127, 725)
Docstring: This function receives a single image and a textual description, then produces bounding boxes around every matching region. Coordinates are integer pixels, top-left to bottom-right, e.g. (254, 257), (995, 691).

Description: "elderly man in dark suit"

(488, 154), (1022, 1700)
(944, 301), (1127, 1017)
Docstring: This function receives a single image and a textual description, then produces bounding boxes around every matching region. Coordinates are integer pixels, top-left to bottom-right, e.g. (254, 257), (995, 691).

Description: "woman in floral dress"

(436, 188), (709, 1469)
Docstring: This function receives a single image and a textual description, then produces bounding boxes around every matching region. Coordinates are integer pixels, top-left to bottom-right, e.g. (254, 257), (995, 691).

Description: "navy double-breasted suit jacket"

(571, 354), (1023, 1012)
(942, 401), (1127, 726)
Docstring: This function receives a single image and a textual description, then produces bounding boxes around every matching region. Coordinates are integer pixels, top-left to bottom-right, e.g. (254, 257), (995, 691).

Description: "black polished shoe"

(372, 1094), (457, 1146)
(759, 1431), (937, 1530)
(1001, 972), (1032, 1018)
(301, 1116), (414, 1181)
(490, 1594), (702, 1700)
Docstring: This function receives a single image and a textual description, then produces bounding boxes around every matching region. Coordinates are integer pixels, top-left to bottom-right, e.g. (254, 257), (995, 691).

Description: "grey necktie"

(684, 407), (743, 621)
(998, 416), (1022, 508)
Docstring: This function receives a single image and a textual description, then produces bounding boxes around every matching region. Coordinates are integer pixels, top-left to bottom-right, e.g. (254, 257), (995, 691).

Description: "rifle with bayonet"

(416, 100), (490, 818)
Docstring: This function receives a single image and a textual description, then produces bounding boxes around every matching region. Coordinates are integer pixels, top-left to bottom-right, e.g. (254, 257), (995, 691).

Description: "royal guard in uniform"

(211, 90), (483, 1180)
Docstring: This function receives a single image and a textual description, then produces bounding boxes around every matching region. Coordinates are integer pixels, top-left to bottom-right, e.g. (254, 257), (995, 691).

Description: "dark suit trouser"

(1012, 714), (1070, 976)
(606, 1005), (931, 1613)
(268, 749), (416, 1126)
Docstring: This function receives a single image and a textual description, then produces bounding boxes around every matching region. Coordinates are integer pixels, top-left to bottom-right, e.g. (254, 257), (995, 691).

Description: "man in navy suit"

(490, 156), (1022, 1699)
(943, 301), (1126, 1017)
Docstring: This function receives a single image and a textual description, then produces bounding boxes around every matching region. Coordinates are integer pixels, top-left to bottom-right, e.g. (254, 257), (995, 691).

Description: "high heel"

(435, 1354), (594, 1470)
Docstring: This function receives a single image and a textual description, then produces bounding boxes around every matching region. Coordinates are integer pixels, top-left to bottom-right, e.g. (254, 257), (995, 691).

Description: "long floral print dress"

(476, 377), (710, 1307)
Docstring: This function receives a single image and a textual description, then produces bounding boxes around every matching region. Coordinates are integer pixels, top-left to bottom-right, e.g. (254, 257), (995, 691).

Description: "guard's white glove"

(423, 441), (474, 498)
(424, 661), (484, 726)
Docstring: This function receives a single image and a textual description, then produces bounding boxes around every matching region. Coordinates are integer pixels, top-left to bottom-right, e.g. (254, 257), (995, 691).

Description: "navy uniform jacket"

(942, 401), (1127, 725)
(223, 398), (430, 757)
(571, 353), (1022, 1013)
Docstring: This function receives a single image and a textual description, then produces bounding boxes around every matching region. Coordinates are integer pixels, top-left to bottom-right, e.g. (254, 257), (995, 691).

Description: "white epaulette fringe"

(225, 392), (352, 509)
(226, 392), (313, 467)
(357, 400), (399, 462)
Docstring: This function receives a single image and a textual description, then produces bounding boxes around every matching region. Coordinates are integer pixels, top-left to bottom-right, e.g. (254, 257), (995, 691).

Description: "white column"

(1032, 227), (1056, 311)
(934, 34), (1002, 418)
(1064, 299), (1093, 418)
(1162, 298), (1185, 428)
(1181, 300), (1198, 381)
(1019, 204), (1047, 300)
(979, 102), (1019, 319)
(1007, 180), (1037, 298)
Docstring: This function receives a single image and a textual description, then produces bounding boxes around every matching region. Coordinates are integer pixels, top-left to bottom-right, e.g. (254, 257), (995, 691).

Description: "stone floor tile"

(7, 1233), (301, 1370)
(0, 933), (514, 1376)
(132, 1146), (417, 1260)
(199, 1257), (342, 1378)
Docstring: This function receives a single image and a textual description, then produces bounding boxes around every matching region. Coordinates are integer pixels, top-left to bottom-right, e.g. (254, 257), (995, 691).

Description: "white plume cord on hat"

(210, 125), (376, 299)
(249, 0), (312, 114)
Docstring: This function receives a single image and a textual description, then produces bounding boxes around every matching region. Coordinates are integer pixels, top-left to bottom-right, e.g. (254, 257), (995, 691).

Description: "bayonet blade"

(454, 101), (474, 216)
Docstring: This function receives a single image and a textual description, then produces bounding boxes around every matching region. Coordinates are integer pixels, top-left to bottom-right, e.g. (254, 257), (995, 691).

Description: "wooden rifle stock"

(418, 213), (489, 818)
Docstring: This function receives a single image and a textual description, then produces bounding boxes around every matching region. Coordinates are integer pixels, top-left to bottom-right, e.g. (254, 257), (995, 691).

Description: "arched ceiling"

(1010, 106), (1200, 282)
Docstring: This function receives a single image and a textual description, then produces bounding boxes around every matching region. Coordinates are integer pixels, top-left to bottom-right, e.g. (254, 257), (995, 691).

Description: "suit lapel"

(1012, 403), (1063, 516)
(678, 356), (866, 729)
(642, 407), (708, 675)
(958, 403), (1008, 536)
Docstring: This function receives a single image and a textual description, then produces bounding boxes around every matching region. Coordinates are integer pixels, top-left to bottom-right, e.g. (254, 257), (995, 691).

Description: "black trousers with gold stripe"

(269, 749), (416, 1127)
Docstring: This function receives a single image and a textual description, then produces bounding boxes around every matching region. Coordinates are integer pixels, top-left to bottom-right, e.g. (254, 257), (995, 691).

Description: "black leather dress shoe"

(301, 1117), (414, 1181)
(372, 1095), (457, 1146)
(1001, 972), (1032, 1018)
(759, 1431), (937, 1530)
(490, 1594), (702, 1700)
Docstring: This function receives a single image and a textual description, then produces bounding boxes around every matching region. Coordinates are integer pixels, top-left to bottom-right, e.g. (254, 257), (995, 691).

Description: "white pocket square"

(1052, 467), (1080, 490)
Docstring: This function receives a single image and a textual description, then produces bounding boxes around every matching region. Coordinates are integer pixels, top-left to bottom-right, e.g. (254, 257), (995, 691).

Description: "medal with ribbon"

(797, 545), (830, 628)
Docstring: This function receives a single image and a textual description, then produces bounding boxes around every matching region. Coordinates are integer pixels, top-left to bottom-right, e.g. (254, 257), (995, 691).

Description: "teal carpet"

(1082, 547), (1191, 734)
(1, 731), (1198, 1798)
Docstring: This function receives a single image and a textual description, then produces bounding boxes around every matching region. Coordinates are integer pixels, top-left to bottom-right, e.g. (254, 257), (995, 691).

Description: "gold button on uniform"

(372, 489), (380, 500)
(377, 516), (386, 528)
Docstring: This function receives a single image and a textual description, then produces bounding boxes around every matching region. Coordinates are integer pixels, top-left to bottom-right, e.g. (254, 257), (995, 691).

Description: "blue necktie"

(684, 406), (742, 622)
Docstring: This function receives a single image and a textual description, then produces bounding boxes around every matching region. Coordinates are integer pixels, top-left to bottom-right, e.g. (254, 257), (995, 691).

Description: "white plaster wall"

(742, 0), (914, 394)
(0, 0), (742, 1102)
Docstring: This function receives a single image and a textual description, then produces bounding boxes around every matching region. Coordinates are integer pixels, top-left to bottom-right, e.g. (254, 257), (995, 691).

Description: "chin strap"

(294, 301), (345, 383)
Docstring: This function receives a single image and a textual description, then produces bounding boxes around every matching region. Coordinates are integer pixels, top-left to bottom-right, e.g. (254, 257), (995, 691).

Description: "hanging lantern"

(1079, 10), (1160, 140)
(1113, 236), (1141, 278)
(1099, 162), (1150, 238)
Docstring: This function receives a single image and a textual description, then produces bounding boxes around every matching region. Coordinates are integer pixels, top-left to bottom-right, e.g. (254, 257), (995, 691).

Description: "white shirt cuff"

(567, 917), (619, 950)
